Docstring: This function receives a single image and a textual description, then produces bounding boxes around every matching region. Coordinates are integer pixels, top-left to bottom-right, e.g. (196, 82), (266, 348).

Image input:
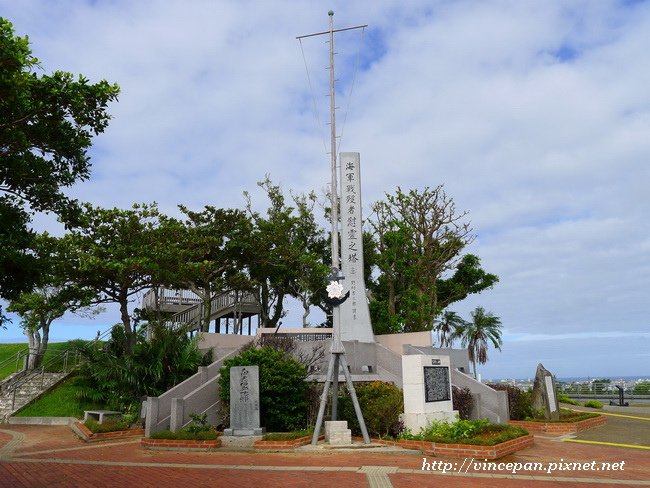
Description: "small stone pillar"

(224, 365), (265, 436)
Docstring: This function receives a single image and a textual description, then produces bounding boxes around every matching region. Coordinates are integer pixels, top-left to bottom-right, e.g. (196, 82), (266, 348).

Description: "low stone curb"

(510, 415), (607, 436)
(372, 434), (535, 460)
(8, 416), (78, 426)
(254, 435), (323, 450)
(141, 437), (221, 451)
(72, 421), (144, 442)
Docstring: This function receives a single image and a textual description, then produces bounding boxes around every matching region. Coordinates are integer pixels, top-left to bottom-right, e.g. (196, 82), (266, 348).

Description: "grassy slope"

(0, 343), (28, 379)
(3, 341), (105, 418)
(0, 342), (85, 380)
(15, 375), (104, 418)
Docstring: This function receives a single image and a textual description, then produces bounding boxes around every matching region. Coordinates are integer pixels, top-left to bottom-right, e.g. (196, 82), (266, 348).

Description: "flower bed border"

(510, 415), (606, 436)
(141, 437), (221, 451)
(374, 434), (534, 460)
(254, 435), (323, 450)
(73, 421), (144, 442)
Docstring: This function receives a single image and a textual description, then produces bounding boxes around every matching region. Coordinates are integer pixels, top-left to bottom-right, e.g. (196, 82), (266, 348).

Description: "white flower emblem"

(326, 281), (344, 299)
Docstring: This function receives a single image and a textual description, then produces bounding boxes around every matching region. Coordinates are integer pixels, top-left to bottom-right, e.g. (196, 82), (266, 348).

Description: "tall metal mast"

(297, 11), (370, 446)
(328, 11), (339, 274)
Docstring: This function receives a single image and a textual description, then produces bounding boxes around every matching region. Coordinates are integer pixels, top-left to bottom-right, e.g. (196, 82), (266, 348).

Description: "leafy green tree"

(243, 178), (330, 329)
(169, 206), (251, 332)
(460, 306), (503, 378)
(219, 345), (308, 431)
(7, 285), (98, 369)
(367, 186), (498, 333)
(58, 204), (163, 352)
(0, 18), (119, 323)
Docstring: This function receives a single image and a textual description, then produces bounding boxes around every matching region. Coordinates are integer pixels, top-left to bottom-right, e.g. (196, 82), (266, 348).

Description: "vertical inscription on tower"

(339, 152), (374, 343)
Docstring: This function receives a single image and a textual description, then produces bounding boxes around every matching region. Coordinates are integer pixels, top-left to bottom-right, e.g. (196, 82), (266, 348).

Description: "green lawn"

(15, 375), (105, 418)
(0, 342), (89, 381)
(0, 343), (28, 380)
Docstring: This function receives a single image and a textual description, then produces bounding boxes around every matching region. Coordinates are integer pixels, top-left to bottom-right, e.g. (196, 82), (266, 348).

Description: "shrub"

(185, 413), (213, 434)
(487, 384), (534, 420)
(452, 386), (474, 420)
(219, 346), (308, 432)
(262, 429), (312, 441)
(525, 409), (599, 422)
(149, 430), (218, 440)
(583, 400), (604, 409)
(338, 381), (404, 438)
(420, 418), (490, 442)
(400, 418), (527, 446)
(633, 381), (650, 395)
(557, 394), (580, 406)
(77, 323), (211, 413)
(84, 418), (129, 434)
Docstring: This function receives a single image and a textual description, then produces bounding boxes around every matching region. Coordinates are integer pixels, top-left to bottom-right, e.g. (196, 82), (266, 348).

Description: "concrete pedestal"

(325, 420), (352, 445)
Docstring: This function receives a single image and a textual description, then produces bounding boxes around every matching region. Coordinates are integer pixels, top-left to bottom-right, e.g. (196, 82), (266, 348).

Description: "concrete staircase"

(0, 371), (69, 421)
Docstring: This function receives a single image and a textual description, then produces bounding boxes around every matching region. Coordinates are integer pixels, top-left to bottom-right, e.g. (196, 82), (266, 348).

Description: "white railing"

(166, 290), (260, 329)
(142, 288), (202, 310)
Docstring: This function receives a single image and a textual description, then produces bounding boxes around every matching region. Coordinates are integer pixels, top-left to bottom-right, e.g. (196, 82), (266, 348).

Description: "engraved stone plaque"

(225, 365), (264, 436)
(545, 376), (557, 413)
(424, 366), (451, 403)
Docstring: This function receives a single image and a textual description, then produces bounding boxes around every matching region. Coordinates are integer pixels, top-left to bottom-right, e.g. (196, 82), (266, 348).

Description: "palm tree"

(460, 306), (503, 379)
(434, 310), (467, 347)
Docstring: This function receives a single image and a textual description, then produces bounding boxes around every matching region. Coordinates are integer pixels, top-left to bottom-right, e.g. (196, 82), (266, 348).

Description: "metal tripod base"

(311, 350), (370, 445)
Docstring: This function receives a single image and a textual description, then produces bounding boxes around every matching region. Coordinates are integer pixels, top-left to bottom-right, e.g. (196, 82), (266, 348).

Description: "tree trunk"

(268, 292), (285, 329)
(24, 328), (41, 370)
(301, 296), (310, 327)
(260, 284), (270, 328)
(119, 293), (134, 353)
(388, 278), (396, 317)
(39, 319), (51, 369)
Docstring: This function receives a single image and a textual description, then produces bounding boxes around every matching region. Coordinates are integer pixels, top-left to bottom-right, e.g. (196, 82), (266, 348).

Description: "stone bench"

(83, 410), (122, 424)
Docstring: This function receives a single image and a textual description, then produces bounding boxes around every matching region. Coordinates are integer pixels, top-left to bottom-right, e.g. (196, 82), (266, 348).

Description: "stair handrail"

(6, 323), (115, 411)
(0, 349), (29, 378)
(8, 348), (75, 410)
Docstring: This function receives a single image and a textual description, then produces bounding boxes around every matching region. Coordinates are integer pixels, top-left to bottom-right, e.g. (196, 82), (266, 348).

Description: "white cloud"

(2, 0), (649, 377)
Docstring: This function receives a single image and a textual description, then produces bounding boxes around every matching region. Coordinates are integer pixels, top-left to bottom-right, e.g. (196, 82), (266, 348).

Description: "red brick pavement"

(1, 425), (648, 487)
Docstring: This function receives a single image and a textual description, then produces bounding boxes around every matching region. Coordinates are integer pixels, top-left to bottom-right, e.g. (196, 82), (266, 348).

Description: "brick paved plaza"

(1, 420), (649, 487)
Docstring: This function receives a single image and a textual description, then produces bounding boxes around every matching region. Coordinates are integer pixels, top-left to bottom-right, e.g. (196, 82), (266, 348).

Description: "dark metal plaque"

(424, 366), (450, 402)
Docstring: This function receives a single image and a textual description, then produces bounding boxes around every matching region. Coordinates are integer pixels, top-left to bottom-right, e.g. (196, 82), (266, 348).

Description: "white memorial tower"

(339, 152), (374, 343)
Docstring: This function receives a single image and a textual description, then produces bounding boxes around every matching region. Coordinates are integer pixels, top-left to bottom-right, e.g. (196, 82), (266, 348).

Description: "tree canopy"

(0, 18), (119, 324)
(57, 204), (162, 352)
(366, 186), (498, 334)
(243, 178), (329, 329)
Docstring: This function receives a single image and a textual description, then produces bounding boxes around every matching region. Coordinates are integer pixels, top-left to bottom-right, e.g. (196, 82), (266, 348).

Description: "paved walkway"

(0, 424), (649, 487)
(565, 404), (650, 448)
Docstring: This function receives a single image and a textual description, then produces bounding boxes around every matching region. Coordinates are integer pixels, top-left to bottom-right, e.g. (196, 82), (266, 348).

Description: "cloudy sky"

(2, 0), (649, 379)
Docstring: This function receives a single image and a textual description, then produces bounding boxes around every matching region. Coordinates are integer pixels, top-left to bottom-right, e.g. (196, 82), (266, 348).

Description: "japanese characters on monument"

(339, 152), (375, 343)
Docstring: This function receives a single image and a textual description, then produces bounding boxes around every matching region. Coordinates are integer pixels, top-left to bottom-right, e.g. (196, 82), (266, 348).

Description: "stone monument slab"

(531, 363), (559, 421)
(224, 365), (265, 436)
(400, 355), (457, 433)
